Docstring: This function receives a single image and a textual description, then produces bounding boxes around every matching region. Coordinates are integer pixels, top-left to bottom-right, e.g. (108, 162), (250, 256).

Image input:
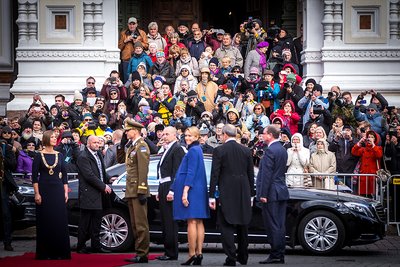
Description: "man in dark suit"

(156, 126), (185, 260)
(209, 124), (255, 266)
(76, 135), (116, 254)
(257, 125), (289, 264)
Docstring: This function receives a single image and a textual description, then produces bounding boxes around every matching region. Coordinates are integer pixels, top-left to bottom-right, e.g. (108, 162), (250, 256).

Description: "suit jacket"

(256, 141), (289, 202)
(210, 140), (255, 225)
(77, 147), (110, 210)
(157, 141), (185, 191)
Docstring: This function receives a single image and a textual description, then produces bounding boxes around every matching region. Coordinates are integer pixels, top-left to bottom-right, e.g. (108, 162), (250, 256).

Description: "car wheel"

(298, 210), (345, 255)
(100, 208), (133, 251)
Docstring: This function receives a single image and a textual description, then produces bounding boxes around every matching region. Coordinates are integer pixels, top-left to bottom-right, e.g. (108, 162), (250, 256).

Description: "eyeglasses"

(367, 109), (376, 112)
(84, 119), (93, 122)
(87, 82), (95, 84)
(254, 107), (262, 110)
(96, 97), (105, 101)
(181, 69), (189, 72)
(233, 70), (240, 73)
(27, 143), (35, 146)
(2, 132), (11, 134)
(110, 92), (118, 95)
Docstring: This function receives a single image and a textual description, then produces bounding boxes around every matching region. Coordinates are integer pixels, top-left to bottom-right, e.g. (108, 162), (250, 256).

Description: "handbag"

(376, 159), (390, 183)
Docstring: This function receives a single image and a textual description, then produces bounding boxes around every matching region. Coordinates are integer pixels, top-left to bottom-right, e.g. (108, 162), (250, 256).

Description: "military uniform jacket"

(125, 137), (150, 198)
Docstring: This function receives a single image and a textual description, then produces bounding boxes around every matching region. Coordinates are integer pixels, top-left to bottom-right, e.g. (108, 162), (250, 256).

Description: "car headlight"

(19, 185), (35, 195)
(343, 202), (374, 217)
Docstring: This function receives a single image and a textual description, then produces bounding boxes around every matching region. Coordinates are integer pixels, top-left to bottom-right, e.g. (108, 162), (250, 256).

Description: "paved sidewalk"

(1, 227), (400, 267)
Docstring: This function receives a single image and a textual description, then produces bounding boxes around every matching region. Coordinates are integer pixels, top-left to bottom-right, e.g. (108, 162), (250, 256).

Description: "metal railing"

(285, 172), (384, 202)
(12, 172), (79, 180)
(386, 174), (400, 236)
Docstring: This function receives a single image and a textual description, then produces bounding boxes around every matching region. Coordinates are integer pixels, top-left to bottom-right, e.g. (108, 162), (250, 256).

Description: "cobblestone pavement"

(1, 227), (400, 267)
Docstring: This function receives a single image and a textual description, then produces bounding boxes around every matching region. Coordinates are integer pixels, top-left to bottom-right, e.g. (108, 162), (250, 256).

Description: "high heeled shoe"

(193, 254), (203, 265)
(181, 255), (196, 265)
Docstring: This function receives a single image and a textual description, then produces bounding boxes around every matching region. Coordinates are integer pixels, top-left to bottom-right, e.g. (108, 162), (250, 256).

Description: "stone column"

(302, 0), (324, 83)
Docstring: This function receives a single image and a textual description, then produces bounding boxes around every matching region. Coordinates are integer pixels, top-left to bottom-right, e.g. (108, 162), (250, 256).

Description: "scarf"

(256, 48), (267, 71)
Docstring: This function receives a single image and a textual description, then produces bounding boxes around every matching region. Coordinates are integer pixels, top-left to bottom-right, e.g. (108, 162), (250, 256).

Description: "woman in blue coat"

(172, 126), (210, 265)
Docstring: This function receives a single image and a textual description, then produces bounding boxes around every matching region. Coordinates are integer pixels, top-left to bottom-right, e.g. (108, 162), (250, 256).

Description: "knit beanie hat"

(73, 90), (83, 101)
(131, 71), (141, 81)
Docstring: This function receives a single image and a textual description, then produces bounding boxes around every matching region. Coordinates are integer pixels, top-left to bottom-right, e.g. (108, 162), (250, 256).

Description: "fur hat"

(73, 90), (83, 101)
(138, 98), (149, 107)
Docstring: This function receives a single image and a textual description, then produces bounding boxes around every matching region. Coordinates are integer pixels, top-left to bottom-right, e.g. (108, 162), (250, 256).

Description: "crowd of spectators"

(2, 17), (400, 198)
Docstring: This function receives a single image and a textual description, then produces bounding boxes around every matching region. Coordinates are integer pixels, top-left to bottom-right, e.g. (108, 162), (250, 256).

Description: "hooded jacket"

(286, 133), (311, 187)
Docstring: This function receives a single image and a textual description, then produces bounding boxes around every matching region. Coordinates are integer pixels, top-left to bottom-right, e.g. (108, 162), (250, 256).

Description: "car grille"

(372, 203), (386, 222)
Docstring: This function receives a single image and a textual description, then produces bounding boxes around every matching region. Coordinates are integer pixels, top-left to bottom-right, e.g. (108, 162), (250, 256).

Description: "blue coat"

(172, 143), (210, 220)
(127, 52), (153, 76)
(256, 141), (289, 202)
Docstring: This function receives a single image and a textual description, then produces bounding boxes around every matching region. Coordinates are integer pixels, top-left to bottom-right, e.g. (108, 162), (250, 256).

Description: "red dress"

(351, 137), (383, 195)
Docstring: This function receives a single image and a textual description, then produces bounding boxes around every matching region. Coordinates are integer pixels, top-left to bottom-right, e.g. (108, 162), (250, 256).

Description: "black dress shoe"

(77, 247), (91, 254)
(4, 244), (14, 251)
(156, 255), (177, 261)
(125, 256), (149, 263)
(223, 259), (236, 266)
(237, 258), (247, 265)
(181, 255), (196, 265)
(259, 258), (285, 264)
(193, 254), (203, 265)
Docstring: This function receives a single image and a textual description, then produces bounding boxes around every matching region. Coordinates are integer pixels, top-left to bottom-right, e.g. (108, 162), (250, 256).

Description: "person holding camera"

(385, 124), (400, 174)
(100, 70), (127, 101)
(328, 125), (359, 188)
(153, 83), (176, 126)
(235, 89), (257, 122)
(185, 91), (206, 126)
(255, 69), (280, 117)
(55, 131), (80, 173)
(246, 104), (270, 139)
(195, 67), (219, 112)
(354, 101), (387, 141)
(174, 65), (198, 93)
(298, 84), (329, 132)
(119, 17), (149, 83)
(331, 91), (358, 129)
(270, 99), (301, 135)
(277, 73), (304, 115)
(351, 130), (383, 196)
(109, 100), (132, 130)
(169, 101), (192, 127)
(286, 133), (311, 187)
(240, 18), (267, 58)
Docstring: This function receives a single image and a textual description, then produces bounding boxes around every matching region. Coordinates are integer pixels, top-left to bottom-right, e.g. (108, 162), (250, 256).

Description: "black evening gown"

(32, 152), (71, 260)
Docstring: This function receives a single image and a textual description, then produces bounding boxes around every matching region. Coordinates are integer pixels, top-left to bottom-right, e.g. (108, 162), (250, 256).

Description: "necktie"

(94, 153), (104, 181)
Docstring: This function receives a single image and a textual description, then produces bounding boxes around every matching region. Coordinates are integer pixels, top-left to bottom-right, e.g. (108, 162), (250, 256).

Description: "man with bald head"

(76, 135), (114, 254)
(155, 126), (185, 260)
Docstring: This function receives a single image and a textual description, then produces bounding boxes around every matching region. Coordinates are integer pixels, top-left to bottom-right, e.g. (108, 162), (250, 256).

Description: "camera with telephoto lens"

(312, 104), (323, 114)
(131, 33), (138, 39)
(283, 80), (295, 89)
(246, 17), (255, 31)
(335, 97), (346, 107)
(240, 137), (249, 145)
(87, 121), (97, 130)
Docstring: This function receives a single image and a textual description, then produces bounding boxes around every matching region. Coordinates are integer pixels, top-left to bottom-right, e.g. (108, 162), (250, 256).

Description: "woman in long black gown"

(32, 130), (71, 260)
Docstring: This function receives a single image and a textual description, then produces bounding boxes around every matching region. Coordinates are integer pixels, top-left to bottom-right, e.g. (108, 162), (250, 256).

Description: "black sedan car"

(16, 155), (386, 255)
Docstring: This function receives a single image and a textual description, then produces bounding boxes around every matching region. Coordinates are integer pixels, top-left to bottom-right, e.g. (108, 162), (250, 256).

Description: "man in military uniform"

(123, 118), (151, 264)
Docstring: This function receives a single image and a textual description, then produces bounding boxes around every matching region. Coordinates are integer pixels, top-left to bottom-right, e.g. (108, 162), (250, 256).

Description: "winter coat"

(149, 61), (176, 86)
(147, 33), (167, 51)
(309, 140), (337, 189)
(175, 57), (200, 78)
(127, 52), (153, 76)
(214, 45), (243, 68)
(243, 49), (261, 78)
(195, 81), (219, 112)
(174, 65), (198, 93)
(270, 100), (300, 135)
(351, 131), (383, 195)
(286, 133), (311, 187)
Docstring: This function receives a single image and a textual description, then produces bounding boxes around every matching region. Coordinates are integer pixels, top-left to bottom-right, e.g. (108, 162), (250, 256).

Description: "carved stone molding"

(303, 51), (323, 62)
(322, 0), (343, 42)
(16, 0), (38, 46)
(83, 0), (105, 45)
(389, 0), (400, 40)
(321, 49), (400, 60)
(16, 49), (120, 61)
